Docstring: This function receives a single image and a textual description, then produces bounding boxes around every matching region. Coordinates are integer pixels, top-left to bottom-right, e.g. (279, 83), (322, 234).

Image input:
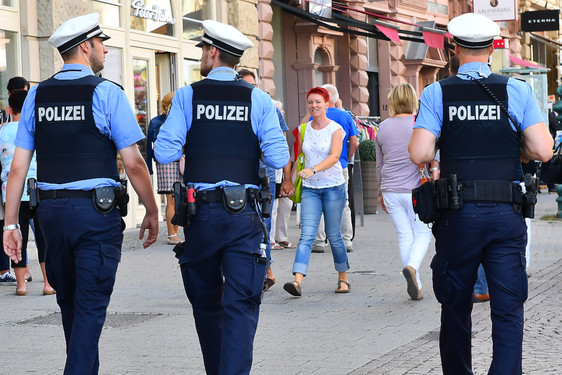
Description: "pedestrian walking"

(154, 20), (289, 375)
(375, 83), (432, 301)
(283, 87), (350, 297)
(409, 13), (553, 375)
(2, 13), (158, 374)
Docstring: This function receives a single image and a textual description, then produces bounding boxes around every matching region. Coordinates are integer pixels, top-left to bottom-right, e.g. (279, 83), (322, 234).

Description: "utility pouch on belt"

(223, 185), (247, 214)
(171, 181), (188, 226)
(93, 186), (115, 214)
(412, 181), (440, 224)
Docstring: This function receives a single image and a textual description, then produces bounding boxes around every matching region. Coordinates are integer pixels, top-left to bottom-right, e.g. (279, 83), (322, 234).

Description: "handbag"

(419, 164), (430, 185)
(290, 124), (307, 204)
(548, 142), (562, 184)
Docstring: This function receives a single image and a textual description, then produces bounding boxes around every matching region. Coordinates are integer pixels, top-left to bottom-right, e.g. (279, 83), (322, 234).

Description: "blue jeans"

(293, 184), (349, 275)
(474, 264), (488, 294)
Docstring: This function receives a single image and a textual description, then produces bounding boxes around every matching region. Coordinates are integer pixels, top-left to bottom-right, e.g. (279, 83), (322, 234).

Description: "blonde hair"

(388, 83), (417, 117)
(161, 91), (175, 114)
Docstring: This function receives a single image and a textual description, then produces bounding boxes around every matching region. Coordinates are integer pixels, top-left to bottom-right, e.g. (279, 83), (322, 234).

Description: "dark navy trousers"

(180, 202), (266, 375)
(431, 202), (528, 375)
(37, 198), (123, 375)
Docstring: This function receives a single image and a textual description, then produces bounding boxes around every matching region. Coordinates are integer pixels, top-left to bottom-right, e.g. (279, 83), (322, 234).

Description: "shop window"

(99, 47), (123, 85)
(182, 0), (213, 41)
(133, 59), (150, 161)
(91, 0), (121, 27)
(530, 39), (546, 66)
(183, 58), (201, 86)
(131, 0), (175, 36)
(0, 30), (18, 113)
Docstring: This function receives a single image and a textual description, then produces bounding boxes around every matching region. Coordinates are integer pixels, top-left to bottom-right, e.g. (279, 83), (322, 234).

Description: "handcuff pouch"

(223, 185), (247, 214)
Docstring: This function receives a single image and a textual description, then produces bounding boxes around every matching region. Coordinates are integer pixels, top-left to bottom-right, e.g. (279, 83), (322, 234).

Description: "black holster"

(171, 181), (188, 226)
(115, 180), (129, 217)
(27, 178), (39, 210)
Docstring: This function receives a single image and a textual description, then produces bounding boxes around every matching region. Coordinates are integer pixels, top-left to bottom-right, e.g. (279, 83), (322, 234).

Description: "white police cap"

(49, 13), (110, 54)
(196, 20), (253, 57)
(448, 13), (500, 49)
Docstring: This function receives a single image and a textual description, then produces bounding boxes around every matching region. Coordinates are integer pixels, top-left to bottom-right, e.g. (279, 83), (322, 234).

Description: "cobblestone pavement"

(1, 191), (561, 374)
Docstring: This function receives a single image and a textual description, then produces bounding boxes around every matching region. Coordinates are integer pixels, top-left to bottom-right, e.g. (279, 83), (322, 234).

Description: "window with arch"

(314, 49), (324, 86)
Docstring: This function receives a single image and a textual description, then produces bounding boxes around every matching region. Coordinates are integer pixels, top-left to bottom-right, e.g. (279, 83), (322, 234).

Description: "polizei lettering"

(196, 104), (249, 122)
(448, 105), (500, 121)
(37, 105), (86, 122)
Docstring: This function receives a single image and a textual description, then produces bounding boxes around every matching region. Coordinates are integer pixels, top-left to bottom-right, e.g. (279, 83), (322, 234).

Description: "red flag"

(422, 30), (444, 49)
(375, 24), (401, 44)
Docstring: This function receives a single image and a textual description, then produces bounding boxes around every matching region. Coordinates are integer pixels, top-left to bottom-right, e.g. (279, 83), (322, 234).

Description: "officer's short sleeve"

(94, 81), (145, 150)
(507, 78), (545, 131)
(415, 83), (443, 138)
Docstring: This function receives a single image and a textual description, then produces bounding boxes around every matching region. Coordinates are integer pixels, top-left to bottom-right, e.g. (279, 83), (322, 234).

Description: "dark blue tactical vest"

(439, 74), (521, 181)
(185, 79), (260, 185)
(34, 75), (119, 184)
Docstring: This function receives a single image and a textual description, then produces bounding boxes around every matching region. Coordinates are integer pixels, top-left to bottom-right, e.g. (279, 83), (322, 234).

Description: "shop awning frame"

(529, 32), (562, 49)
(270, 0), (455, 50)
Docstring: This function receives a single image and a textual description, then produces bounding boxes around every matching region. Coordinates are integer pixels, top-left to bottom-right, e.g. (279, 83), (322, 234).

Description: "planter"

(360, 161), (379, 214)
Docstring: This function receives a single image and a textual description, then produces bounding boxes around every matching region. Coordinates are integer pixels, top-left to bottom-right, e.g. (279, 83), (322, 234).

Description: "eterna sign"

(131, 0), (175, 24)
(521, 10), (559, 32)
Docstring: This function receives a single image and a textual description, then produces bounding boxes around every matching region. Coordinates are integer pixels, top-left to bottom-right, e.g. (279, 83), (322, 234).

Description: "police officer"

(154, 20), (289, 375)
(2, 13), (159, 374)
(409, 13), (553, 375)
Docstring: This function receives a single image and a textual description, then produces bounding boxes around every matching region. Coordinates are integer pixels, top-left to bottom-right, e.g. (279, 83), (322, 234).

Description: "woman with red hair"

(284, 87), (350, 296)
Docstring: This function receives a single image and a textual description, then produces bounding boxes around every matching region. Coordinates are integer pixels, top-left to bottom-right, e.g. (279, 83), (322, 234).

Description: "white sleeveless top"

(301, 120), (345, 188)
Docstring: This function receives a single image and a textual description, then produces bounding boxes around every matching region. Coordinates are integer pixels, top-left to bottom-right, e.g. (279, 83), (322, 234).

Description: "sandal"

(167, 234), (181, 245)
(283, 280), (302, 296)
(270, 243), (284, 250)
(335, 280), (351, 293)
(263, 277), (276, 292)
(277, 241), (296, 249)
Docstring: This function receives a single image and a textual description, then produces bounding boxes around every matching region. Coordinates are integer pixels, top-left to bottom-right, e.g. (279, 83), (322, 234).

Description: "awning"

(270, 0), (454, 50)
(509, 55), (544, 69)
(529, 32), (562, 49)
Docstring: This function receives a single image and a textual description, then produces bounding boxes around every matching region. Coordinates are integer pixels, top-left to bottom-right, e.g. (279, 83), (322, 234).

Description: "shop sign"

(493, 39), (505, 49)
(521, 10), (560, 32)
(472, 0), (516, 21)
(131, 0), (175, 24)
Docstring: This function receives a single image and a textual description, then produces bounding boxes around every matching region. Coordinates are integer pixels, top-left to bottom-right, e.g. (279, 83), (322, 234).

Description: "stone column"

(258, 0), (276, 96)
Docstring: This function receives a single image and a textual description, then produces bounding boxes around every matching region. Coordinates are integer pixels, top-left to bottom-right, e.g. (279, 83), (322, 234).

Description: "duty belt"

(39, 189), (92, 200)
(196, 187), (258, 204)
(461, 181), (519, 203)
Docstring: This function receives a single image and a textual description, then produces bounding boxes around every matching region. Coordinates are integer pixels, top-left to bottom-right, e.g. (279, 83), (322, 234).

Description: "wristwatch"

(311, 166), (317, 174)
(3, 224), (20, 232)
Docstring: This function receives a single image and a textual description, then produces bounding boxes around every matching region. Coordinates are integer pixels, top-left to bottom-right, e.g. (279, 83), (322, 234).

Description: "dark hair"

(306, 87), (330, 103)
(238, 69), (255, 80)
(8, 89), (28, 115)
(7, 76), (29, 94)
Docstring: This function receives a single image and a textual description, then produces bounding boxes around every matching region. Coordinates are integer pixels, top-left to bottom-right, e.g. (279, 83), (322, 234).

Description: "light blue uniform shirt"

(17, 64), (145, 190)
(154, 67), (289, 190)
(415, 62), (545, 137)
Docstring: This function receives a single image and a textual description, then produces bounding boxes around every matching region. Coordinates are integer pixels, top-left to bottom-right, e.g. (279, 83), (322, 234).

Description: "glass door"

(126, 48), (159, 228)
